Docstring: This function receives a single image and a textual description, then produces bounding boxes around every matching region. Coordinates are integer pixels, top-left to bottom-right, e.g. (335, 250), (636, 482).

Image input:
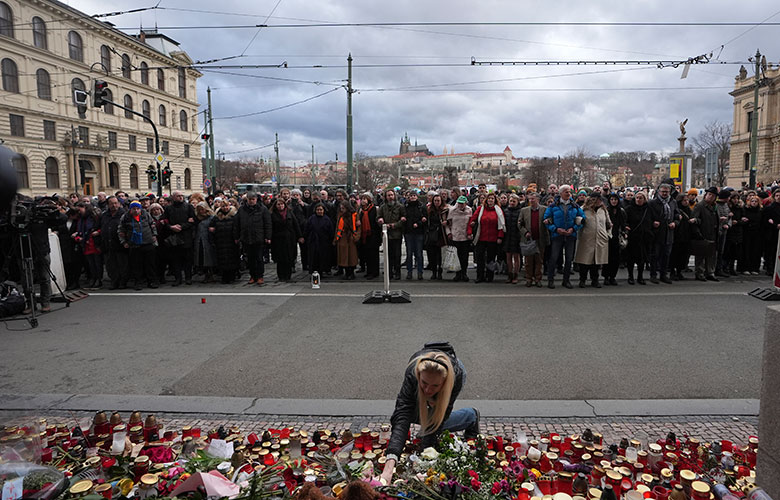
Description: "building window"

(100, 45), (111, 71)
(9, 114), (24, 136)
(747, 111), (753, 133)
(108, 131), (117, 149)
(157, 69), (165, 91)
(184, 168), (191, 190)
(109, 162), (119, 188)
(43, 119), (56, 141)
(121, 54), (131, 79)
(45, 157), (59, 189)
(744, 152), (750, 171)
(0, 2), (13, 38)
(1, 58), (18, 93)
(36, 68), (50, 99)
(123, 94), (133, 119)
(178, 67), (186, 98)
(32, 16), (47, 49)
(146, 138), (154, 153)
(179, 110), (188, 131)
(14, 155), (28, 189)
(162, 140), (169, 155)
(128, 135), (136, 151)
(71, 78), (85, 103)
(184, 144), (190, 158)
(158, 105), (167, 126)
(142, 99), (150, 119)
(140, 62), (149, 85)
(103, 89), (113, 114)
(68, 31), (83, 62)
(129, 164), (139, 189)
(78, 126), (89, 146)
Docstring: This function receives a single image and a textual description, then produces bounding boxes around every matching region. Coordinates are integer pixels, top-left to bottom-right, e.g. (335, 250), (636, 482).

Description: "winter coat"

(209, 207), (240, 271)
(57, 218), (79, 264)
(376, 201), (406, 240)
(502, 205), (523, 253)
(76, 213), (101, 255)
(234, 203), (272, 246)
(674, 204), (693, 243)
(290, 199), (308, 232)
(118, 210), (157, 248)
(574, 206), (611, 265)
(715, 200), (732, 237)
(649, 197), (680, 245)
(99, 208), (126, 253)
(270, 210), (301, 265)
(164, 201), (196, 249)
(446, 205), (473, 242)
(607, 205), (627, 241)
(193, 215), (216, 267)
(304, 214), (334, 268)
(725, 204), (744, 245)
(761, 202), (780, 244)
(358, 205), (382, 248)
(403, 200), (426, 236)
(519, 205), (550, 250)
(691, 201), (719, 241)
(425, 206), (448, 249)
(625, 202), (653, 262)
(333, 212), (359, 267)
(468, 205), (505, 242)
(742, 204), (762, 245)
(544, 199), (585, 239)
(387, 343), (464, 459)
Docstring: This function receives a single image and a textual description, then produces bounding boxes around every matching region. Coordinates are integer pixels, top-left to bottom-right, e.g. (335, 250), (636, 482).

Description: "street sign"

(203, 178), (212, 188)
(155, 153), (165, 164)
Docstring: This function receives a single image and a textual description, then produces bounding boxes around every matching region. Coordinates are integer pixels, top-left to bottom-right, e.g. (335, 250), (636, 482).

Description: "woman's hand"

(379, 459), (395, 485)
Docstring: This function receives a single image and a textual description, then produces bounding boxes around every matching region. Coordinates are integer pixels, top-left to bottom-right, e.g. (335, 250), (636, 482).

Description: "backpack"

(0, 281), (26, 318)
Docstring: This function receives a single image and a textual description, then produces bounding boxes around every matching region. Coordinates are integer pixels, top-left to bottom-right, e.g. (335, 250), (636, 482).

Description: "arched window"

(184, 168), (191, 190)
(32, 16), (47, 49)
(100, 45), (111, 71)
(103, 89), (113, 114)
(36, 68), (50, 100)
(140, 62), (149, 85)
(1, 58), (18, 93)
(129, 164), (139, 189)
(179, 110), (188, 131)
(71, 77), (85, 104)
(13, 155), (28, 189)
(157, 68), (165, 91)
(158, 105), (167, 126)
(178, 67), (186, 98)
(45, 157), (59, 189)
(108, 162), (119, 188)
(123, 94), (133, 119)
(68, 31), (83, 62)
(142, 99), (150, 119)
(121, 54), (131, 79)
(0, 2), (13, 38)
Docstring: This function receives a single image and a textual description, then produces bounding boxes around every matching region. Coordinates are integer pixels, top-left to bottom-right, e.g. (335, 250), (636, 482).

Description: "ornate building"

(399, 132), (431, 156)
(0, 0), (203, 196)
(728, 62), (780, 186)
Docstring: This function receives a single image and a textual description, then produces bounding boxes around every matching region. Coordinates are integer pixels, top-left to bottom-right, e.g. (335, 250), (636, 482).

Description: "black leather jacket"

(387, 342), (464, 458)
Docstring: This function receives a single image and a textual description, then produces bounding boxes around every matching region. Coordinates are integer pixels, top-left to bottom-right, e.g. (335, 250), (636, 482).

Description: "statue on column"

(678, 118), (688, 138)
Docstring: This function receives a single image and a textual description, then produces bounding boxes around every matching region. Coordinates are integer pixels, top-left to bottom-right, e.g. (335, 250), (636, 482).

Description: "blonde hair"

(409, 353), (455, 436)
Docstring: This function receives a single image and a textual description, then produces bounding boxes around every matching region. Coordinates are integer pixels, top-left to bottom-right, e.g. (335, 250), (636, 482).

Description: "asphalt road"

(0, 268), (773, 401)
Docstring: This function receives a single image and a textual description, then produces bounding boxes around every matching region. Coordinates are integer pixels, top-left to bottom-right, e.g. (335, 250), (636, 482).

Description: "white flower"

(420, 447), (440, 460)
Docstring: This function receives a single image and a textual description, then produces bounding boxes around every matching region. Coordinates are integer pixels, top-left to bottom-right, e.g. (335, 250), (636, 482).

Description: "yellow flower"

(427, 468), (436, 477)
(439, 473), (446, 481)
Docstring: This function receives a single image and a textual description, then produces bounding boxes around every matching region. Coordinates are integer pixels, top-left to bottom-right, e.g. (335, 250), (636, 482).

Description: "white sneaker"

(743, 271), (751, 275)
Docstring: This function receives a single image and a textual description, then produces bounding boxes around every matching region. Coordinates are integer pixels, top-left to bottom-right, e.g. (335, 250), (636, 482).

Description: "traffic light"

(146, 166), (157, 182)
(201, 133), (210, 141)
(161, 164), (173, 186)
(92, 80), (109, 108)
(74, 89), (89, 119)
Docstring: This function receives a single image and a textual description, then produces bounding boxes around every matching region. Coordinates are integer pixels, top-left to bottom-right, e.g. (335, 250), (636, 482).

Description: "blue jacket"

(544, 199), (586, 239)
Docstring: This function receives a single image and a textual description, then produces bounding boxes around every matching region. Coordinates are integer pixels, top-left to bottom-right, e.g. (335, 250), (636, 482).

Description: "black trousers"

(428, 245), (443, 270)
(603, 238), (621, 279)
(245, 242), (265, 280)
(129, 245), (157, 285)
(474, 241), (498, 280)
(105, 249), (129, 287)
(453, 241), (471, 277)
(169, 245), (193, 282)
(388, 238), (402, 275)
(361, 243), (380, 276)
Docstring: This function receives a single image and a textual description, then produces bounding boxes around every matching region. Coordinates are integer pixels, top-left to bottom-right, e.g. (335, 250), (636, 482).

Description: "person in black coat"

(723, 192), (745, 275)
(690, 187), (720, 281)
(501, 194), (522, 284)
(289, 189), (309, 271)
(648, 183), (680, 283)
(426, 193), (449, 280)
(403, 191), (427, 280)
(624, 191), (654, 284)
(357, 193), (381, 279)
(57, 207), (81, 290)
(670, 195), (693, 280)
(209, 201), (240, 284)
(99, 196), (128, 289)
(270, 198), (303, 282)
(603, 193), (627, 285)
(761, 189), (780, 276)
(234, 192), (272, 284)
(379, 342), (479, 485)
(163, 191), (196, 286)
(740, 194), (763, 274)
(304, 203), (334, 276)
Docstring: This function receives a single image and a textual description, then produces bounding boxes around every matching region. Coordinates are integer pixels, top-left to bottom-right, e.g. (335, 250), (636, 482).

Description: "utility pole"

(346, 53), (354, 193)
(748, 49), (762, 190)
(274, 132), (280, 193)
(311, 145), (316, 187)
(208, 87), (216, 194)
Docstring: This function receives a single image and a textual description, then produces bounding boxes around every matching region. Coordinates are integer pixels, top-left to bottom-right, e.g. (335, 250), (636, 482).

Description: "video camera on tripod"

(7, 195), (62, 231)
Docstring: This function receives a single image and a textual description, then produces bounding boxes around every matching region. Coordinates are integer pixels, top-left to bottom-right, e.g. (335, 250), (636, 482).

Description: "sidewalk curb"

(0, 394), (759, 418)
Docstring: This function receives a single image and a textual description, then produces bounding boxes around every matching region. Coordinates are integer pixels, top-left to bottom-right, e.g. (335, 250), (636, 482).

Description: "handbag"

(164, 233), (184, 247)
(520, 239), (539, 256)
(618, 231), (628, 250)
(443, 246), (461, 272)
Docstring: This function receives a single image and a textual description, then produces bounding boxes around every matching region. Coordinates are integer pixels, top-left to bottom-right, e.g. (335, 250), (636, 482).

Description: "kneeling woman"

(380, 343), (479, 483)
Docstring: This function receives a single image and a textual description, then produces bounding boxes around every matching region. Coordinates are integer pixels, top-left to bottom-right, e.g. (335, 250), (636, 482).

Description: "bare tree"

(356, 157), (394, 192)
(691, 120), (731, 186)
(442, 166), (459, 189)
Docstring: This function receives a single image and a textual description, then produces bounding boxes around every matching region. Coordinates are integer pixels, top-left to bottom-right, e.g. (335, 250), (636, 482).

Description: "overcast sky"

(68, 0), (778, 163)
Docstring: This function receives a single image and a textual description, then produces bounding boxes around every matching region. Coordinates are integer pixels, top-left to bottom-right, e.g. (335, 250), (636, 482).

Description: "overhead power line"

(358, 86), (733, 93)
(222, 142), (276, 156)
(214, 87), (341, 120)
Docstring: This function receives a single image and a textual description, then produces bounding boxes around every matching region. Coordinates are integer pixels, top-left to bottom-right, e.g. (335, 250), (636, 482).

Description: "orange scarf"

(360, 204), (373, 243)
(336, 213), (357, 241)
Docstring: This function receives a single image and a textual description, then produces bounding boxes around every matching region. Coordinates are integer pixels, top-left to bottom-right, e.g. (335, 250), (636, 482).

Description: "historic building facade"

(0, 0), (203, 197)
(728, 63), (780, 187)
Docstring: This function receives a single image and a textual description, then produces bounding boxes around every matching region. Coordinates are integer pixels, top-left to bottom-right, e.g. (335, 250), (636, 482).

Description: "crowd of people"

(11, 179), (780, 307)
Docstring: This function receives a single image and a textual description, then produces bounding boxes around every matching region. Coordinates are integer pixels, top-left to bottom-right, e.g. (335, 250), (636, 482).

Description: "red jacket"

(467, 206), (504, 242)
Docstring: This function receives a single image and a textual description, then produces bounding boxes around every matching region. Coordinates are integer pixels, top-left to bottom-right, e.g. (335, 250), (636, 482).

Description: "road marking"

(88, 291), (748, 298)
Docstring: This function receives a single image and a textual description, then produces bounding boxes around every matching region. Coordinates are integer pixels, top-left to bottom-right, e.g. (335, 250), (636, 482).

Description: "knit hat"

(588, 191), (601, 198)
(704, 187), (718, 196)
(687, 188), (699, 196)
(457, 195), (468, 204)
(718, 189), (730, 200)
(129, 201), (142, 209)
(578, 190), (588, 196)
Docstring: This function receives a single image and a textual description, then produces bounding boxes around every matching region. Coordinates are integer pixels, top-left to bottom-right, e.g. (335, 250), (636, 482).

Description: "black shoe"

(474, 278), (484, 283)
(185, 279), (192, 285)
(715, 270), (728, 278)
(579, 280), (587, 288)
(676, 273), (687, 281)
(660, 275), (673, 284)
(418, 273), (424, 280)
(650, 276), (659, 284)
(562, 280), (573, 289)
(461, 274), (469, 282)
(548, 279), (555, 289)
(627, 276), (635, 285)
(464, 407), (481, 440)
(637, 277), (646, 285)
(706, 275), (720, 282)
(591, 280), (602, 288)
(108, 284), (118, 290)
(406, 272), (413, 280)
(134, 283), (143, 291)
(609, 278), (618, 286)
(149, 283), (159, 289)
(695, 274), (707, 282)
